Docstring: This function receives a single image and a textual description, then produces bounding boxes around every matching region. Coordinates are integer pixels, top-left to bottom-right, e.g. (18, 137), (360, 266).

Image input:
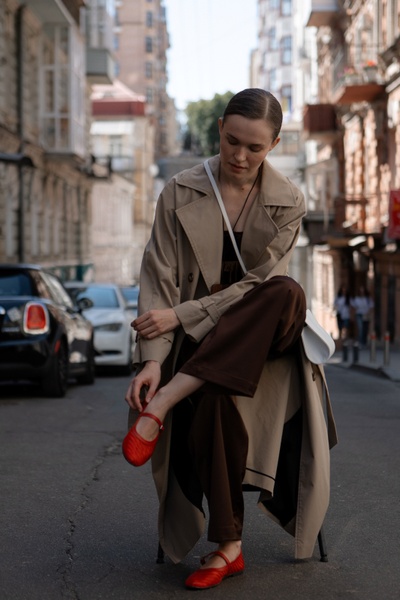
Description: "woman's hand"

(125, 360), (161, 411)
(132, 308), (180, 339)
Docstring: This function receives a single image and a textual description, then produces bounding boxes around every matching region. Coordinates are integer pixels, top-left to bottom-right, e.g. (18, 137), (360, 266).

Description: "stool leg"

(318, 527), (328, 562)
(156, 542), (165, 564)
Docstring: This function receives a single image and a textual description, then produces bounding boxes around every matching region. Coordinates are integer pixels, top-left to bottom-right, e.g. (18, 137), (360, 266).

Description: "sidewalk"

(328, 340), (400, 382)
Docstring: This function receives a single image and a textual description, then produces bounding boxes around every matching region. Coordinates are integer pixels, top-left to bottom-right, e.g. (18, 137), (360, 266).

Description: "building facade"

(91, 80), (156, 282)
(254, 0), (321, 305)
(304, 0), (400, 344)
(113, 0), (179, 159)
(0, 0), (115, 281)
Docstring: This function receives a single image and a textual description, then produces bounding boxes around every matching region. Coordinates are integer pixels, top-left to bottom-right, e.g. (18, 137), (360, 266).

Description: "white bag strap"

(204, 160), (248, 275)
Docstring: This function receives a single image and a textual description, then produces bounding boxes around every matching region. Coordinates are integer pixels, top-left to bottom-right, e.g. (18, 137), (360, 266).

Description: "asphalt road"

(1, 365), (399, 600)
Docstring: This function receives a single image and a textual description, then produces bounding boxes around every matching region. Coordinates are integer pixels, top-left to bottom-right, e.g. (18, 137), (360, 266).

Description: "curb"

(329, 358), (400, 382)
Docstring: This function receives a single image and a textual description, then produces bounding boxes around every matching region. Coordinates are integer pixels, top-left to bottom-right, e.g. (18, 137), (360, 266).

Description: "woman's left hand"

(132, 308), (180, 339)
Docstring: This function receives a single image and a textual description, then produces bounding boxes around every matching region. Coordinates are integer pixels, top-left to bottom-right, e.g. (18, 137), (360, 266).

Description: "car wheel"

(42, 339), (69, 398)
(76, 340), (96, 385)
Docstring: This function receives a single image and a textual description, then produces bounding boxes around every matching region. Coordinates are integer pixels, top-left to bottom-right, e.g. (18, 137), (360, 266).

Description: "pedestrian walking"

(123, 88), (337, 591)
(351, 286), (374, 347)
(334, 285), (351, 340)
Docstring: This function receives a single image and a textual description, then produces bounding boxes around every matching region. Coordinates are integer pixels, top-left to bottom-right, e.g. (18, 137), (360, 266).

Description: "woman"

(334, 285), (351, 340)
(124, 89), (337, 590)
(351, 286), (374, 346)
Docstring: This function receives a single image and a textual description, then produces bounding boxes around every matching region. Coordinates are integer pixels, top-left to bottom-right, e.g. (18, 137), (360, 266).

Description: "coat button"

(188, 273), (194, 282)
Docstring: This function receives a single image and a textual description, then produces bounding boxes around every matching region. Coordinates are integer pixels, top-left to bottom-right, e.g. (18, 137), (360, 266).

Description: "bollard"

(369, 331), (376, 363)
(352, 342), (359, 364)
(384, 331), (390, 365)
(342, 340), (349, 362)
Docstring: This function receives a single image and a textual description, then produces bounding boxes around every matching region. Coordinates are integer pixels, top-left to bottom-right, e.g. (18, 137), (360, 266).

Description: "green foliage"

(185, 92), (234, 156)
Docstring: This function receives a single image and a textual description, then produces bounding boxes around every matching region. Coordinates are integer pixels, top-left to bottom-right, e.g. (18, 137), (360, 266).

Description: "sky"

(163, 0), (258, 111)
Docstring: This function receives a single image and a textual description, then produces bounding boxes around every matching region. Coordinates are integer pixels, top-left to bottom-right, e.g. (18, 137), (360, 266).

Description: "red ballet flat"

(185, 550), (244, 590)
(122, 412), (164, 467)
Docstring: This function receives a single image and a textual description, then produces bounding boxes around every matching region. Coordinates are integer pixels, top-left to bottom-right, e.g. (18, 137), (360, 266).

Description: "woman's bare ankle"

(218, 540), (242, 561)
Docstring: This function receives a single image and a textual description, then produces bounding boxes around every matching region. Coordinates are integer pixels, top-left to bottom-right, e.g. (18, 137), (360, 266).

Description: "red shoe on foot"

(185, 550), (244, 590)
(122, 412), (164, 467)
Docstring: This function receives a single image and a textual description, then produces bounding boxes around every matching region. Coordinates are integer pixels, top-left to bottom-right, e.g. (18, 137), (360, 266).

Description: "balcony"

(305, 0), (339, 28)
(85, 1), (115, 84)
(333, 66), (386, 106)
(24, 0), (84, 24)
(86, 47), (115, 84)
(303, 104), (337, 141)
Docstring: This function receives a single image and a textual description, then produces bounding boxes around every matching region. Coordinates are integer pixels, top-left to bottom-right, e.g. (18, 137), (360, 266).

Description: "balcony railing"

(332, 62), (385, 105)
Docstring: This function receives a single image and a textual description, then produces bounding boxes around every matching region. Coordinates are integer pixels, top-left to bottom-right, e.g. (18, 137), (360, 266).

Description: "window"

(268, 27), (279, 51)
(269, 68), (278, 92)
(269, 0), (280, 9)
(279, 131), (299, 154)
(145, 36), (153, 53)
(109, 135), (123, 156)
(282, 36), (292, 64)
(146, 87), (154, 103)
(40, 24), (85, 156)
(146, 11), (153, 27)
(281, 85), (292, 113)
(282, 0), (292, 15)
(145, 61), (153, 79)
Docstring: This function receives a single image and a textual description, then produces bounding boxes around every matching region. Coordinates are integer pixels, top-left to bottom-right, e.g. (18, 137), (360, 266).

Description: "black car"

(0, 264), (95, 397)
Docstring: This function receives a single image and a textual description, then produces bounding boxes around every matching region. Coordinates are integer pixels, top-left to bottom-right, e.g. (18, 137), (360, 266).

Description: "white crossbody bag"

(204, 159), (335, 364)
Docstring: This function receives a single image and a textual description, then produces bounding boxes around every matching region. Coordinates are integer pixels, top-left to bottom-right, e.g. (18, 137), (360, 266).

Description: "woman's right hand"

(125, 360), (161, 411)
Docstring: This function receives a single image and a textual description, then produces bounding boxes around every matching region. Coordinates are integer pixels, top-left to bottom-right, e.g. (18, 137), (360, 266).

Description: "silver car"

(64, 282), (136, 374)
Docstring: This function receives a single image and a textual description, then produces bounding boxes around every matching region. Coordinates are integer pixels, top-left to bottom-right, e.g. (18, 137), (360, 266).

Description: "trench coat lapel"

(176, 195), (224, 290)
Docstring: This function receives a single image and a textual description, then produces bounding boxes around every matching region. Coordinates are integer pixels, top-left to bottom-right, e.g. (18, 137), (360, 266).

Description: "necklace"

(231, 168), (260, 231)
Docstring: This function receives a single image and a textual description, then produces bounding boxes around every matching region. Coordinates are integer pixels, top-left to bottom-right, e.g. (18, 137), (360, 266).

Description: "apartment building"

(254, 0), (321, 304)
(303, 0), (400, 344)
(91, 80), (156, 281)
(0, 0), (115, 280)
(113, 0), (179, 159)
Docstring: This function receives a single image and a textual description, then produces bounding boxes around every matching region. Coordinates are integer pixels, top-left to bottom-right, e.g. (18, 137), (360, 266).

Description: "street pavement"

(0, 359), (399, 600)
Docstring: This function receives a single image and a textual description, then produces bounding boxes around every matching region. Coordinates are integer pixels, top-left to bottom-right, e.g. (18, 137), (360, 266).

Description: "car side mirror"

(77, 297), (94, 310)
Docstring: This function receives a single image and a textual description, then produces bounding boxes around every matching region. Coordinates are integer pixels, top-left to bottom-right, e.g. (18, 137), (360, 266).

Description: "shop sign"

(388, 190), (400, 239)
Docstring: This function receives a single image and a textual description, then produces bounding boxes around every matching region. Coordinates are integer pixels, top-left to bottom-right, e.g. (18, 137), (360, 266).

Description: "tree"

(185, 92), (234, 156)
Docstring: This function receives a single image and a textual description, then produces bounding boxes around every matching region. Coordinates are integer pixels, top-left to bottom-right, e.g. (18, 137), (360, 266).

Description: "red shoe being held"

(185, 550), (245, 590)
(122, 412), (164, 467)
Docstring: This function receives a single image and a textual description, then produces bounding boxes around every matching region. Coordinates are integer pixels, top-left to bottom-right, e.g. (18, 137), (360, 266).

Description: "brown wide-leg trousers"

(176, 276), (306, 542)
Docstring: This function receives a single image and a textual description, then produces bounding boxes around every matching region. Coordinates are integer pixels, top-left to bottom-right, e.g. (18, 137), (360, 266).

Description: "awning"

(0, 153), (35, 167)
(325, 235), (367, 248)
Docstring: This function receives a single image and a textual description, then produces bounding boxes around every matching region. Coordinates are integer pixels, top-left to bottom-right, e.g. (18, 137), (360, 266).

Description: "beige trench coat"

(131, 155), (338, 563)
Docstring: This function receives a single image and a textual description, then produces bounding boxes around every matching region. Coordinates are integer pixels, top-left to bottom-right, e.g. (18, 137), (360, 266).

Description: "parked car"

(120, 285), (140, 313)
(64, 282), (136, 374)
(0, 264), (96, 397)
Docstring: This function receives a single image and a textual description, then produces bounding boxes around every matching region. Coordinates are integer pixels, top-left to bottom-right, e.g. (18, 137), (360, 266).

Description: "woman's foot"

(122, 411), (164, 467)
(122, 373), (205, 467)
(134, 372), (205, 442)
(200, 541), (242, 569)
(134, 393), (169, 442)
(185, 542), (244, 590)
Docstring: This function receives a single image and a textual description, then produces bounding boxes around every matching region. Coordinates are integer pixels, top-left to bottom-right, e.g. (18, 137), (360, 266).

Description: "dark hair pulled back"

(222, 88), (283, 142)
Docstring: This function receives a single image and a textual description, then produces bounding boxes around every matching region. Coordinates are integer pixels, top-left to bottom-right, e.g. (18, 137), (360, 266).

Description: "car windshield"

(70, 286), (120, 308)
(121, 287), (139, 304)
(0, 272), (33, 296)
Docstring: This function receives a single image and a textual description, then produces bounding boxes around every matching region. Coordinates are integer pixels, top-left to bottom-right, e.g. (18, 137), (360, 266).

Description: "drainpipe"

(16, 5), (25, 262)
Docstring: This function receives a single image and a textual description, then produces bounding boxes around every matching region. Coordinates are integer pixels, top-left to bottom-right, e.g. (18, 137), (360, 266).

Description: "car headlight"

(95, 323), (123, 332)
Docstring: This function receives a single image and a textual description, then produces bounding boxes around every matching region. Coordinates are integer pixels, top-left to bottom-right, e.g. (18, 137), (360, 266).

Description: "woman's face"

(218, 114), (280, 183)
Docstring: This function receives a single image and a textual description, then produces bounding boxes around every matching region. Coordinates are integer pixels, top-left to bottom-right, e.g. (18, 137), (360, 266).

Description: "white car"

(64, 282), (136, 374)
(120, 285), (140, 312)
